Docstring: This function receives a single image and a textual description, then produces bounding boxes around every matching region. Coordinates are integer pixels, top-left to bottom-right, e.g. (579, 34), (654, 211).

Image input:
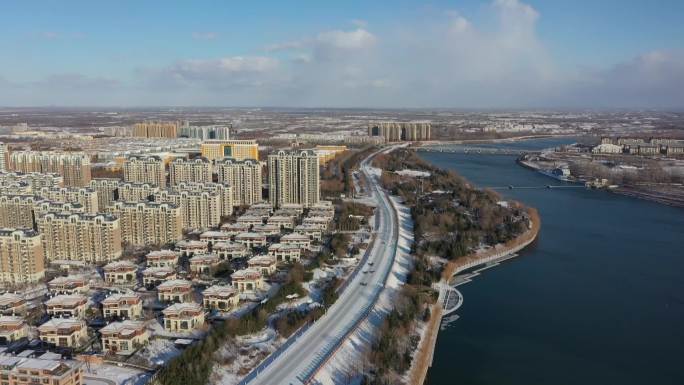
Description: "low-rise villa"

(38, 318), (88, 348)
(234, 232), (267, 248)
(202, 285), (239, 311)
(212, 241), (249, 260)
(199, 231), (233, 247)
(100, 320), (149, 355)
(103, 260), (138, 285)
(102, 292), (143, 319)
(0, 316), (28, 344)
(142, 267), (177, 287)
(249, 202), (273, 213)
(294, 224), (323, 241)
(0, 293), (26, 315)
(45, 295), (88, 318)
(236, 215), (264, 227)
(308, 201), (335, 218)
(219, 222), (250, 235)
(280, 203), (304, 214)
(145, 250), (179, 268)
(47, 275), (90, 295)
(302, 216), (332, 229)
(175, 240), (208, 257)
(162, 303), (205, 332)
(247, 255), (277, 276)
(231, 269), (264, 293)
(157, 279), (193, 303)
(280, 232), (311, 249)
(268, 243), (302, 263)
(189, 253), (222, 276)
(251, 224), (281, 236)
(267, 215), (296, 229)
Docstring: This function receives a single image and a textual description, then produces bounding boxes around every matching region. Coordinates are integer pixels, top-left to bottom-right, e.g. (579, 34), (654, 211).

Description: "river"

(420, 138), (684, 385)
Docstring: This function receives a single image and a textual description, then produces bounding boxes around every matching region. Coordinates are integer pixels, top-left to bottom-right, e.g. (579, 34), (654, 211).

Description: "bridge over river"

(415, 145), (541, 156)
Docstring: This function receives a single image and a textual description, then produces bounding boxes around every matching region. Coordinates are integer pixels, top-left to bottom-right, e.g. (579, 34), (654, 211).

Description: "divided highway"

(247, 147), (400, 385)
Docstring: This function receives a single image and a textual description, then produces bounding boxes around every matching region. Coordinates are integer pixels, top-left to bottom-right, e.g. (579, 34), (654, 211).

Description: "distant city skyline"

(1, 0), (683, 108)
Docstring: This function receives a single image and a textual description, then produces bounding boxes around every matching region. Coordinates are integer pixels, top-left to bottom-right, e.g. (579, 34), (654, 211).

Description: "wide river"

(421, 138), (684, 385)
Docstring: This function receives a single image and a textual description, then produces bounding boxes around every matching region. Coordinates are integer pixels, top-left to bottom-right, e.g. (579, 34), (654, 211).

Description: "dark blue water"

(422, 139), (684, 385)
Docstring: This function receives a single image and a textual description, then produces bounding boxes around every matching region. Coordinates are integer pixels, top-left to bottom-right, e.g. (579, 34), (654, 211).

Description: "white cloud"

(3, 0), (683, 108)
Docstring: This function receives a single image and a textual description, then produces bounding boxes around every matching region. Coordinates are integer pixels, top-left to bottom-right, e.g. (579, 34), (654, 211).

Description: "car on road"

(360, 282), (367, 286)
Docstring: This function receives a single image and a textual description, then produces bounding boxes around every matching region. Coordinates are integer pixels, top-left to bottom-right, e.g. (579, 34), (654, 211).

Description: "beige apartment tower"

(368, 121), (431, 142)
(123, 156), (166, 188)
(37, 213), (122, 263)
(268, 150), (320, 208)
(8, 151), (92, 187)
(132, 121), (182, 138)
(0, 229), (45, 285)
(169, 157), (213, 186)
(109, 201), (182, 246)
(215, 158), (262, 206)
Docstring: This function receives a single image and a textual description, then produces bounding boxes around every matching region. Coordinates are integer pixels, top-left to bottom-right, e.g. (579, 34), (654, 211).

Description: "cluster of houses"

(0, 200), (336, 360)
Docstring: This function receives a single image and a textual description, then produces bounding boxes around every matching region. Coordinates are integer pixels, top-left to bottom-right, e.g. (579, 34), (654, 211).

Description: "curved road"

(248, 146), (400, 385)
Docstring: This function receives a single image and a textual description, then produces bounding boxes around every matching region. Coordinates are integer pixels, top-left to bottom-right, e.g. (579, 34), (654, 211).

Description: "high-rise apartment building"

(200, 140), (259, 161)
(37, 187), (99, 214)
(368, 122), (431, 142)
(155, 190), (221, 230)
(0, 195), (43, 229)
(122, 156), (166, 188)
(109, 201), (182, 246)
(268, 150), (320, 208)
(154, 182), (231, 229)
(8, 151), (91, 187)
(132, 121), (183, 138)
(89, 178), (120, 211)
(0, 172), (63, 193)
(0, 143), (7, 172)
(37, 213), (122, 263)
(118, 182), (159, 202)
(215, 158), (262, 206)
(180, 125), (230, 140)
(169, 157), (212, 186)
(0, 229), (45, 285)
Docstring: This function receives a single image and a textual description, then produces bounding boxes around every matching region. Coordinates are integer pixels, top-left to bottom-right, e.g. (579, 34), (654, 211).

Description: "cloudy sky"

(1, 0), (683, 108)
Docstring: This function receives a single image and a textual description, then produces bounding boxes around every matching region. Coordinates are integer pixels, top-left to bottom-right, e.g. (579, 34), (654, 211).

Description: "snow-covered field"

(396, 169), (431, 178)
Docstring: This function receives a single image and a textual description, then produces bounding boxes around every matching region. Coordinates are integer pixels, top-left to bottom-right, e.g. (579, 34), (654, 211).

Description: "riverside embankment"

(408, 208), (541, 385)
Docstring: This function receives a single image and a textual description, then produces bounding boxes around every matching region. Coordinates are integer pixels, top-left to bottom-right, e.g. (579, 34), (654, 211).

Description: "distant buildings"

(132, 121), (183, 138)
(122, 156), (166, 188)
(180, 125), (230, 140)
(596, 137), (684, 156)
(8, 151), (91, 187)
(200, 140), (259, 161)
(268, 150), (320, 208)
(0, 229), (45, 285)
(215, 158), (262, 206)
(0, 143), (7, 172)
(368, 121), (431, 142)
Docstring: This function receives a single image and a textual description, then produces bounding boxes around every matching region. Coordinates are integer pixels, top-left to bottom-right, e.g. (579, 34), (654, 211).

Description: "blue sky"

(1, 0), (683, 108)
